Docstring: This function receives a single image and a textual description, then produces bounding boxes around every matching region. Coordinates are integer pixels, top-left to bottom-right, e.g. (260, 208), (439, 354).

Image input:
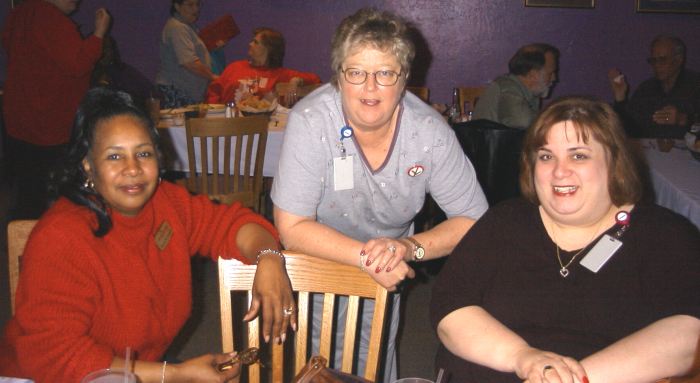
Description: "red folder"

(199, 14), (240, 51)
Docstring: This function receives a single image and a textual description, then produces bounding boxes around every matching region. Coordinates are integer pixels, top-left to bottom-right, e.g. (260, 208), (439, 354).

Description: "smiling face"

(174, 0), (200, 24)
(83, 115), (159, 217)
(339, 46), (406, 133)
(534, 121), (613, 226)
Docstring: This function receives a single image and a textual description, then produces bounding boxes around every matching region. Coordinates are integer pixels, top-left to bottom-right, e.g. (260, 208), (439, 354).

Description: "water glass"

(81, 368), (136, 383)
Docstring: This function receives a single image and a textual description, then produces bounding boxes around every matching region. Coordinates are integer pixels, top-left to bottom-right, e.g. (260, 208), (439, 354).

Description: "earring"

(83, 179), (95, 189)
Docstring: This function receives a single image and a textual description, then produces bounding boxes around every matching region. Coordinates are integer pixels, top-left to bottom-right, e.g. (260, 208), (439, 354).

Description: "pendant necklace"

(550, 218), (605, 278)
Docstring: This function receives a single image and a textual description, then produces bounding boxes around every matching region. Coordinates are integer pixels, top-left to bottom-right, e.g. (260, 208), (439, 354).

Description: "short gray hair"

(651, 35), (686, 59)
(330, 8), (415, 87)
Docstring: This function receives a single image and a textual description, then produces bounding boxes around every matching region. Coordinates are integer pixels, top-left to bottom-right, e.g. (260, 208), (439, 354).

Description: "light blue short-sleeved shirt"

(272, 84), (488, 241)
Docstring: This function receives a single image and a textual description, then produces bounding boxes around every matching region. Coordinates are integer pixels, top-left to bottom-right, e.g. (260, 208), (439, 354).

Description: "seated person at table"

(473, 43), (559, 130)
(206, 27), (321, 104)
(609, 35), (700, 138)
(0, 88), (297, 383)
(431, 96), (700, 383)
(272, 8), (488, 381)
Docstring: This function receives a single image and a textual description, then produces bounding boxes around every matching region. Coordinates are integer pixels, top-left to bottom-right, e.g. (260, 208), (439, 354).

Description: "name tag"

(333, 155), (354, 191)
(580, 234), (622, 273)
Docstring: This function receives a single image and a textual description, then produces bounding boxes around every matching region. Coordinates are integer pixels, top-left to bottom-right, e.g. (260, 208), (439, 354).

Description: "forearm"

(235, 223), (280, 264)
(582, 315), (700, 382)
(182, 59), (218, 81)
(274, 208), (362, 267)
(411, 216), (475, 261)
(111, 358), (161, 383)
(437, 306), (530, 373)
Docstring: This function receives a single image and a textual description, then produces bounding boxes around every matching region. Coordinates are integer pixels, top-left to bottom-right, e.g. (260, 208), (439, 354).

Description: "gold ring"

(283, 307), (294, 316)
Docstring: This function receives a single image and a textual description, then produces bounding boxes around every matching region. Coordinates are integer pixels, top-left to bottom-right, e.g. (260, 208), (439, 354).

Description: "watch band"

(405, 237), (425, 261)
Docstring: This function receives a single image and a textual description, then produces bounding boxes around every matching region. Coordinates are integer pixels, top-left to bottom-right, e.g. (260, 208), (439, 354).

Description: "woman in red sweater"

(0, 88), (296, 382)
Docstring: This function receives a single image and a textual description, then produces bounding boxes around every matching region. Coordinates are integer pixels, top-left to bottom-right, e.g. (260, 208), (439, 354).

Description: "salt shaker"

(225, 101), (236, 118)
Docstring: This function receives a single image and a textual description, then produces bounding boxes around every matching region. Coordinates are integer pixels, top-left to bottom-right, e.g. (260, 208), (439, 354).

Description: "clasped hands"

(515, 347), (587, 383)
(360, 237), (416, 291)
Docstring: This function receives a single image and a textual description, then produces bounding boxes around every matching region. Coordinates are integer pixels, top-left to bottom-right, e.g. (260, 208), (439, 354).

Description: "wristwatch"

(405, 237), (425, 262)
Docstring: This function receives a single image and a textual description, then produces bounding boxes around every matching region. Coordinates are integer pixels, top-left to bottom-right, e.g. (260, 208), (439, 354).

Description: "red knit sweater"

(1, 0), (103, 145)
(0, 182), (277, 382)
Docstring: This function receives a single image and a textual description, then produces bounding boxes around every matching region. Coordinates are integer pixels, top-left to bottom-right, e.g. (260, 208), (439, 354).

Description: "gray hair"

(330, 8), (415, 87)
(651, 35), (686, 59)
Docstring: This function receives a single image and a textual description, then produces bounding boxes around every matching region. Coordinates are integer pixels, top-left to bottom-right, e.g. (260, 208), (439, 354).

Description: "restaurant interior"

(0, 0), (698, 382)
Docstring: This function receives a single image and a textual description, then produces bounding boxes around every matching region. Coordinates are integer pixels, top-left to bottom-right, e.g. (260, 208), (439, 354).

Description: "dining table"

(639, 139), (700, 229)
(156, 106), (287, 178)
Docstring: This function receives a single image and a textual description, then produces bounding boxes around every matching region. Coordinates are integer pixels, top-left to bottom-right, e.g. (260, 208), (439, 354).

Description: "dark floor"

(0, 155), (443, 382)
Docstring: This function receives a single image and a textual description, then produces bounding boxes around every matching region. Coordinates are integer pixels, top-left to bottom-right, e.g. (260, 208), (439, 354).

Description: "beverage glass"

(393, 379), (434, 383)
(81, 368), (137, 383)
(146, 97), (160, 125)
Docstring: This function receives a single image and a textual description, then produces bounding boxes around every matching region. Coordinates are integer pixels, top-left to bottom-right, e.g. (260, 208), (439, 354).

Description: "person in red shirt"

(0, 88), (297, 382)
(206, 27), (321, 104)
(2, 0), (110, 219)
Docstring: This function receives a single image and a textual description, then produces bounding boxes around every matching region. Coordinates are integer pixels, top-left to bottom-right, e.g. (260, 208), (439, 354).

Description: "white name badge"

(580, 234), (623, 273)
(333, 155), (354, 191)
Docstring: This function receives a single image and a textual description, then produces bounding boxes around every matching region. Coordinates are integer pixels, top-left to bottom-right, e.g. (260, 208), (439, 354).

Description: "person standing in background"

(156, 0), (218, 108)
(2, 0), (110, 219)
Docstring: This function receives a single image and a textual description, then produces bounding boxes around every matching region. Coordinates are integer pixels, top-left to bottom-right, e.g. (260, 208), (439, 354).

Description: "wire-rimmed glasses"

(341, 68), (403, 86)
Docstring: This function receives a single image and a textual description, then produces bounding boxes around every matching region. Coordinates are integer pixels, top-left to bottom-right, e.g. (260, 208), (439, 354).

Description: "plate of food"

(238, 95), (277, 115)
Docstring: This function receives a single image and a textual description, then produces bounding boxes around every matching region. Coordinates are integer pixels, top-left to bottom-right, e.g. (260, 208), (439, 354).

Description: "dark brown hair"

(519, 96), (642, 206)
(254, 27), (285, 68)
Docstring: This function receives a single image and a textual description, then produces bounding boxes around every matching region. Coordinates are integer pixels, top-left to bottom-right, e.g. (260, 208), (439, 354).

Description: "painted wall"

(0, 1), (698, 104)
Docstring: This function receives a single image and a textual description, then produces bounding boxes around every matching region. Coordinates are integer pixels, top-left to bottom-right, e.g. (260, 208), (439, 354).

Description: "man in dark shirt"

(609, 35), (700, 138)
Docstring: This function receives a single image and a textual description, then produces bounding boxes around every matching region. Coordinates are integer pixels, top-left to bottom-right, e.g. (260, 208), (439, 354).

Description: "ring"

(542, 365), (554, 375)
(388, 245), (397, 253)
(283, 307), (294, 316)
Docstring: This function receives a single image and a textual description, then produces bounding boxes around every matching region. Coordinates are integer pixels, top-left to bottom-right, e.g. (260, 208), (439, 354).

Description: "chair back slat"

(8, 220), (38, 315)
(183, 116), (268, 210)
(218, 251), (389, 382)
(458, 86), (486, 114)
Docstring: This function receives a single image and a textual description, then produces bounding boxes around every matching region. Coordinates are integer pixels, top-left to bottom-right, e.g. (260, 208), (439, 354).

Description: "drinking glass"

(81, 368), (136, 383)
(393, 378), (434, 383)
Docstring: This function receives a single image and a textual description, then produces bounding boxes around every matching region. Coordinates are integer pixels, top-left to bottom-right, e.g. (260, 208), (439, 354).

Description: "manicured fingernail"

(366, 258), (372, 266)
(386, 267), (391, 272)
(583, 377), (589, 383)
(375, 266), (382, 273)
(360, 250), (366, 256)
(275, 336), (280, 344)
(264, 335), (270, 343)
(292, 323), (297, 331)
(281, 333), (287, 343)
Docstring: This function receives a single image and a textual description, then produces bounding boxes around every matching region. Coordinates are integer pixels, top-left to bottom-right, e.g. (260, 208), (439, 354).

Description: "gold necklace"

(550, 218), (605, 278)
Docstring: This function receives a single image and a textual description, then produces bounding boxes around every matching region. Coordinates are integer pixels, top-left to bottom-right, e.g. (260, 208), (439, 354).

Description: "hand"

(653, 105), (686, 126)
(247, 253), (297, 344)
(289, 77), (305, 87)
(169, 353), (241, 382)
(513, 347), (587, 383)
(361, 237), (410, 273)
(93, 8), (111, 38)
(607, 68), (628, 102)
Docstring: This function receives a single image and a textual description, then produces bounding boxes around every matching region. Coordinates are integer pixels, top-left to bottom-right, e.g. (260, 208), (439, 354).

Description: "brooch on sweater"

(155, 221), (173, 250)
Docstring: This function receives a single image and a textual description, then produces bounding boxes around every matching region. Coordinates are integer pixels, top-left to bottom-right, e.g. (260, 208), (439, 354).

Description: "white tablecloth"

(642, 140), (700, 229)
(158, 114), (285, 178)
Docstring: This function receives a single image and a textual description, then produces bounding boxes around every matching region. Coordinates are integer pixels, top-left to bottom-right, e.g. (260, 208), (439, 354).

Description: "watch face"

(415, 247), (425, 260)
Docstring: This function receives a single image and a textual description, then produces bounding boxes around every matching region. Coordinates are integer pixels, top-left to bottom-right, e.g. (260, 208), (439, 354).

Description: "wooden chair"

(274, 82), (323, 101)
(8, 220), (38, 315)
(458, 86), (486, 115)
(183, 116), (268, 210)
(218, 251), (389, 383)
(406, 86), (430, 103)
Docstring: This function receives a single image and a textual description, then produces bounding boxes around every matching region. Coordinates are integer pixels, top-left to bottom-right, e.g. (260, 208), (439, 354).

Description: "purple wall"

(1, 1), (698, 104)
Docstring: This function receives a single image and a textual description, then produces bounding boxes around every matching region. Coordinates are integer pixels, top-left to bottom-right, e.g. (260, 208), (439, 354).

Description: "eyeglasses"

(646, 54), (677, 65)
(341, 68), (403, 86)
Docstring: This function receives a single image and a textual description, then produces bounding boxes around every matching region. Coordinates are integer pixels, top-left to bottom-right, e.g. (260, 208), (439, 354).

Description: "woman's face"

(339, 46), (406, 133)
(174, 0), (200, 24)
(248, 33), (269, 67)
(46, 0), (79, 14)
(83, 115), (159, 217)
(534, 121), (613, 226)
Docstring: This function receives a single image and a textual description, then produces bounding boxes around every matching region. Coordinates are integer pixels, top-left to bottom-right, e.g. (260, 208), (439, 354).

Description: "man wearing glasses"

(609, 35), (699, 138)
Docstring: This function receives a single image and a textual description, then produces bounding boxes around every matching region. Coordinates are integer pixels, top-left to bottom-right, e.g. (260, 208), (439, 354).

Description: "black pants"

(6, 136), (67, 219)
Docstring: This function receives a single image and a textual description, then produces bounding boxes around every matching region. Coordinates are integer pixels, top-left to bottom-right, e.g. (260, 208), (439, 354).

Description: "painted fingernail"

(386, 267), (391, 272)
(264, 335), (270, 343)
(360, 249), (366, 256)
(281, 333), (287, 343)
(366, 258), (372, 266)
(375, 266), (382, 273)
(583, 377), (589, 383)
(274, 336), (280, 344)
